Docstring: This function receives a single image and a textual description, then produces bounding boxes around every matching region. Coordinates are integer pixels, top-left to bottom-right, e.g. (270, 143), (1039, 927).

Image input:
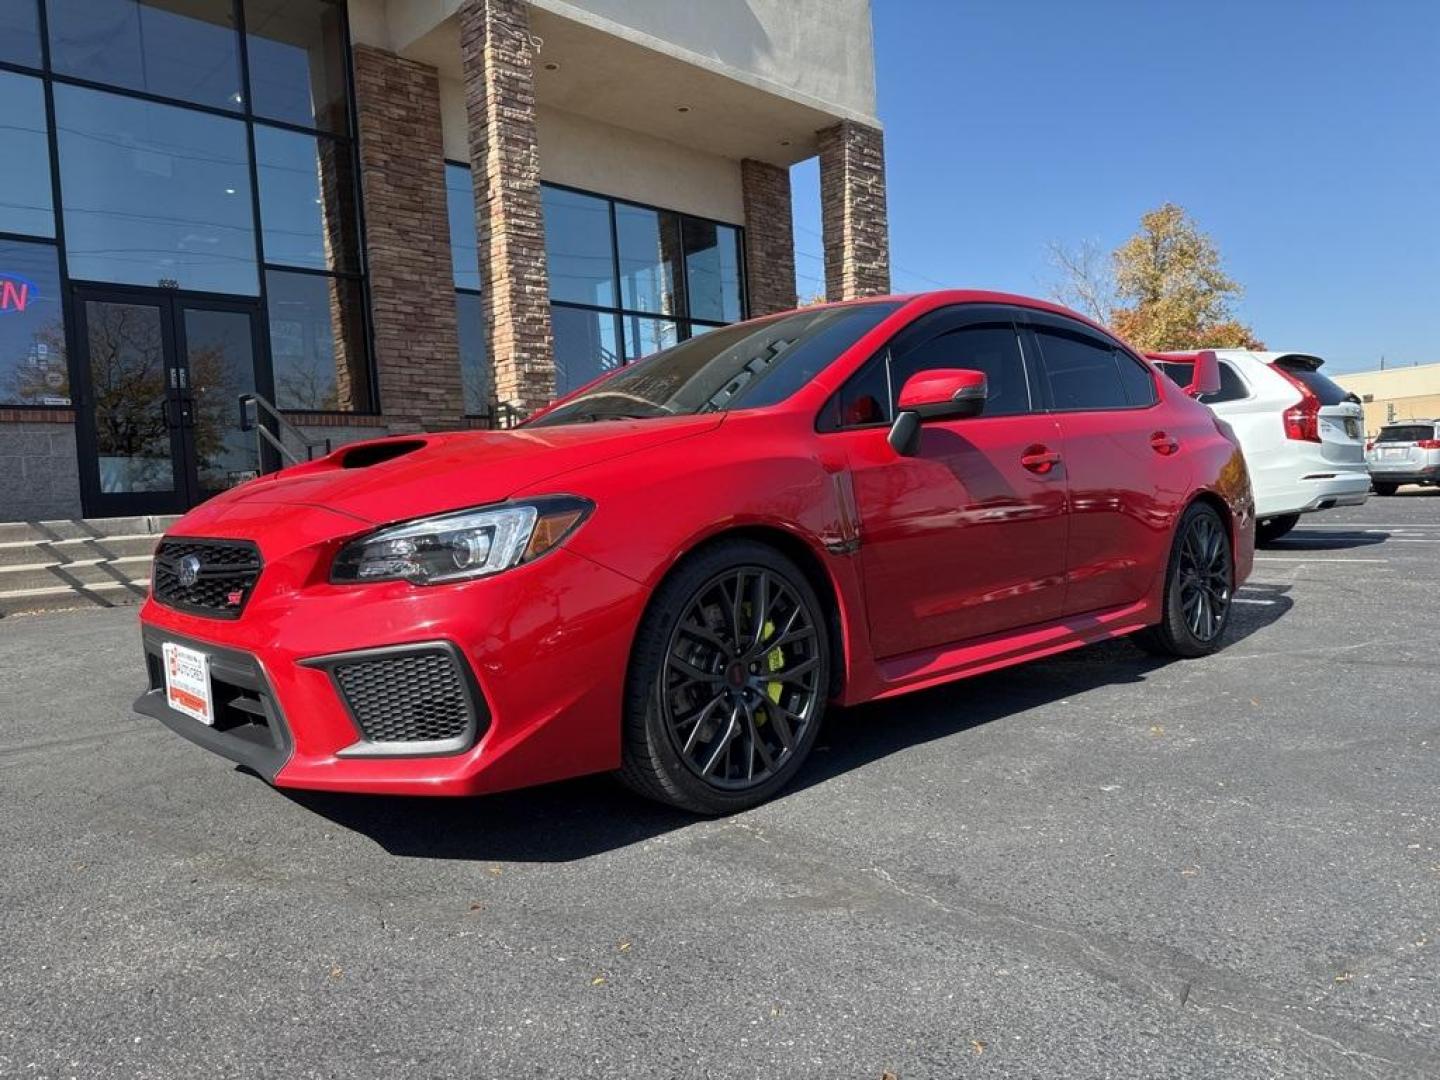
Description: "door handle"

(1150, 431), (1179, 456)
(1020, 445), (1062, 475)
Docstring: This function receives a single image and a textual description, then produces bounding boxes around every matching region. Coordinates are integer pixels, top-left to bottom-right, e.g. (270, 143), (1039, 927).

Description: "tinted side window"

(1035, 328), (1133, 410)
(891, 323), (1031, 418)
(831, 319), (1031, 428)
(1202, 362), (1248, 404)
(1115, 350), (1158, 406)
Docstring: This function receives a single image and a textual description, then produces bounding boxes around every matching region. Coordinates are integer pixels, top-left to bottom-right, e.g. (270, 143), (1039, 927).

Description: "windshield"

(529, 303), (901, 426)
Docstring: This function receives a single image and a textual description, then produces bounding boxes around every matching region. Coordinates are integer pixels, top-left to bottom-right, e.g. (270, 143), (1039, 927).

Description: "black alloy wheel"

(662, 566), (822, 789)
(1134, 502), (1235, 659)
(619, 541), (830, 813)
(1177, 510), (1232, 643)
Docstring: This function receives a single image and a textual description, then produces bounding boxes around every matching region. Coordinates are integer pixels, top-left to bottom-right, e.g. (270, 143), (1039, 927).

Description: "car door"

(822, 305), (1069, 659)
(1023, 313), (1189, 617)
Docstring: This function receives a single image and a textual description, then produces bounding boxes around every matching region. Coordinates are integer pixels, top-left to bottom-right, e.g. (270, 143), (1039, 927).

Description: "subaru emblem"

(177, 554), (202, 589)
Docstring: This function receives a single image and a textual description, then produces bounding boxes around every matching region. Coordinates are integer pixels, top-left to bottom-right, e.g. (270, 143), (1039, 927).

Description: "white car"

(1152, 350), (1369, 544)
(1366, 419), (1440, 495)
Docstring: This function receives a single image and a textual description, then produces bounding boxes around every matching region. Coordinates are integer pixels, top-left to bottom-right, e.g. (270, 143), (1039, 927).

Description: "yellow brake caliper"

(762, 619), (784, 711)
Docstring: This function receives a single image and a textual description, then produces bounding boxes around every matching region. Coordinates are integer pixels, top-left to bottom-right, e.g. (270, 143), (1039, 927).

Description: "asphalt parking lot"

(2, 493), (1438, 1079)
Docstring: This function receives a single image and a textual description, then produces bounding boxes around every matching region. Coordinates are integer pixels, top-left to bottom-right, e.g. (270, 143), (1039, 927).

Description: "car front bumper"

(134, 547), (649, 796)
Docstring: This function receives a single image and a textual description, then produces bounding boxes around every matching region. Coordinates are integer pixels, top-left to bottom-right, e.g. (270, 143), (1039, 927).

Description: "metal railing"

(238, 393), (332, 473)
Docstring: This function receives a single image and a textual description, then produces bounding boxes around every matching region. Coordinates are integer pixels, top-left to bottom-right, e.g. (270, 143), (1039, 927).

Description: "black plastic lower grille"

(332, 649), (476, 745)
(152, 539), (262, 618)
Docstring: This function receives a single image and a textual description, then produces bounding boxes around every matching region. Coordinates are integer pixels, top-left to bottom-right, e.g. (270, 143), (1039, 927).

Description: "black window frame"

(541, 179), (747, 385)
(0, 0), (377, 417)
(1021, 310), (1159, 414)
(819, 303), (1043, 432)
(442, 168), (751, 408)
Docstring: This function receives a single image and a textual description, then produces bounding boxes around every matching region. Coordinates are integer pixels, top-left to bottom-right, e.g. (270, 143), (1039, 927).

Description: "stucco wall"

(357, 0), (878, 124)
(438, 76), (744, 222)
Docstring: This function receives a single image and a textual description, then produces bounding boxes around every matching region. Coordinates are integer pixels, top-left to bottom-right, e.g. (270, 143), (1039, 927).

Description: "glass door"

(174, 301), (264, 501)
(73, 286), (269, 517)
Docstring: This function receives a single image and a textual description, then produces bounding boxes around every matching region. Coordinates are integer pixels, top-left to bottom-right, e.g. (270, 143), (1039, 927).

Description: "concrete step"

(0, 514), (174, 616)
(0, 578), (150, 617)
(0, 534), (163, 567)
(0, 514), (178, 544)
(0, 555), (152, 593)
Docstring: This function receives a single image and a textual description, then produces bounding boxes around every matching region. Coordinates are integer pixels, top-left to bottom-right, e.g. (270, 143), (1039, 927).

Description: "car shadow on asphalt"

(1258, 529), (1389, 552)
(285, 586), (1294, 863)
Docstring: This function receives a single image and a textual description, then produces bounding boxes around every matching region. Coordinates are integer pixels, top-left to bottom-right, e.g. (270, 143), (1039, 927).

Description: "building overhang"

(384, 1), (877, 167)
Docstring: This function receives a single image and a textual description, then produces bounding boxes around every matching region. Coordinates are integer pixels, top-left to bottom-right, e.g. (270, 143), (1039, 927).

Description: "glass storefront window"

(616, 203), (681, 316)
(0, 240), (67, 407)
(455, 291), (490, 416)
(48, 0), (243, 112)
(543, 186), (616, 308)
(683, 219), (743, 323)
(245, 0), (350, 133)
(552, 305), (620, 397)
(0, 72), (56, 239)
(621, 314), (680, 361)
(265, 268), (369, 412)
(56, 84), (257, 294)
(446, 163), (480, 291)
(0, 0), (43, 68)
(254, 124), (358, 273)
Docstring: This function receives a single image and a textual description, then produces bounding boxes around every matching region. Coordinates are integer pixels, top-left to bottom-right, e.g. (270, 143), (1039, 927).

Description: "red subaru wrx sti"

(135, 291), (1254, 813)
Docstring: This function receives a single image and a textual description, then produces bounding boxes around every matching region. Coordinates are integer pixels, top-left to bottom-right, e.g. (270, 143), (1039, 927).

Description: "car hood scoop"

(185, 417), (722, 527)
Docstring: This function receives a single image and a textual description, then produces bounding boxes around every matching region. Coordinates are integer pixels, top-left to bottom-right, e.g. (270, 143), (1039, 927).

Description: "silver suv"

(1367, 420), (1440, 495)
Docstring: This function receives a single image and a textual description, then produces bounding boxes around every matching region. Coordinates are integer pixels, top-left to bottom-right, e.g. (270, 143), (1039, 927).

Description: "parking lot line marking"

(1255, 558), (1388, 567)
(1233, 598), (1277, 605)
(1294, 523), (1440, 529)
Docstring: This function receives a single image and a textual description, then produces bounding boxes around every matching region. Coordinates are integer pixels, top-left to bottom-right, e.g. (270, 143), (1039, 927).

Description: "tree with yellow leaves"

(1049, 203), (1264, 351)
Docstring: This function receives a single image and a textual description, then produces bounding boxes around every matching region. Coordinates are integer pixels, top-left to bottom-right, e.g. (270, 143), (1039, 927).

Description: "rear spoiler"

(1149, 350), (1222, 398)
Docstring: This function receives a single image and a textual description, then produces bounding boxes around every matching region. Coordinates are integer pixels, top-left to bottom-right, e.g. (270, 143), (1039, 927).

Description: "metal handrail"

(238, 393), (332, 472)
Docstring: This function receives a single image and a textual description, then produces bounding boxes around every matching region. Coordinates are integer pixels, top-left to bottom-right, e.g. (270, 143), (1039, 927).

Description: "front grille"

(152, 538), (263, 618)
(331, 648), (477, 746)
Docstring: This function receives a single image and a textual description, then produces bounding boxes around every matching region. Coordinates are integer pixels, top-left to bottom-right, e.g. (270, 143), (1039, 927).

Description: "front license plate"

(163, 642), (214, 726)
(1345, 418), (1359, 438)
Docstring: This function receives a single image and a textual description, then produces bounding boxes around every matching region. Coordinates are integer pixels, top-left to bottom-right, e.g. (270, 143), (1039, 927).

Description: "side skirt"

(867, 599), (1154, 702)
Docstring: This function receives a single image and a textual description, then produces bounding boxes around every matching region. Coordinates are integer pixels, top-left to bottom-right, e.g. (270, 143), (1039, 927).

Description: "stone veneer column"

(740, 159), (797, 315)
(817, 120), (891, 301)
(352, 45), (464, 431)
(459, 0), (555, 416)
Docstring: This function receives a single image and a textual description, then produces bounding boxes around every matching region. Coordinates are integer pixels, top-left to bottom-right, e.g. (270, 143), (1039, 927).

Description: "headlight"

(331, 497), (592, 585)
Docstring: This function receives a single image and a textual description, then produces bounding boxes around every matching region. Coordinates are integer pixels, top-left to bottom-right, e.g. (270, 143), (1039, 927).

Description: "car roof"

(797, 289), (1126, 342)
(1380, 418), (1439, 426)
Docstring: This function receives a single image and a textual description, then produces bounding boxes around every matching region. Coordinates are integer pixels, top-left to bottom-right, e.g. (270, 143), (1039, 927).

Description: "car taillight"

(1273, 365), (1321, 442)
(1417, 439), (1440, 450)
(1365, 440), (1374, 451)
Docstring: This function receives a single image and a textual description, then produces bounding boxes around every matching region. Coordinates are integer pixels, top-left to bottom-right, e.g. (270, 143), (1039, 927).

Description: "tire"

(1255, 513), (1300, 546)
(1133, 502), (1235, 659)
(1372, 482), (1400, 496)
(617, 539), (831, 814)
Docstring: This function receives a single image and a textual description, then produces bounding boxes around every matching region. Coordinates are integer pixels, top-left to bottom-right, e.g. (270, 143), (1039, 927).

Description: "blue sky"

(792, 0), (1440, 373)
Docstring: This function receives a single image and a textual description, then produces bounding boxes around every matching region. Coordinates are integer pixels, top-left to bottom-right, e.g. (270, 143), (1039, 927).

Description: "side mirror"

(1184, 350), (1221, 398)
(888, 369), (987, 456)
